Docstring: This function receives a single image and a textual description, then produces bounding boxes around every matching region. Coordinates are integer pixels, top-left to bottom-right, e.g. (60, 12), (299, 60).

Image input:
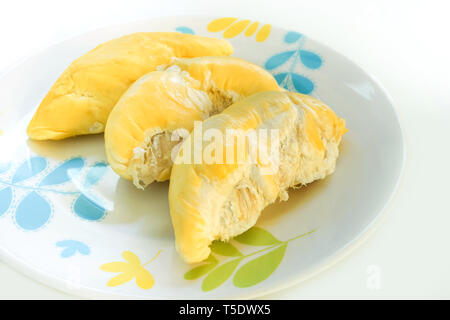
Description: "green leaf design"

(234, 227), (282, 246)
(183, 227), (315, 291)
(233, 243), (287, 288)
(201, 258), (243, 292)
(184, 255), (218, 280)
(210, 241), (242, 257)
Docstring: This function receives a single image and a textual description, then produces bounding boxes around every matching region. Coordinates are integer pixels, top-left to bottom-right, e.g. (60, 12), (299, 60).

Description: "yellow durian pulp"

(168, 91), (347, 263)
(104, 56), (281, 189)
(27, 32), (233, 140)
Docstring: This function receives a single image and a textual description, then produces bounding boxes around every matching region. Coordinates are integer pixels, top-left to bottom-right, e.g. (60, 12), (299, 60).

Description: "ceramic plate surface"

(0, 16), (404, 299)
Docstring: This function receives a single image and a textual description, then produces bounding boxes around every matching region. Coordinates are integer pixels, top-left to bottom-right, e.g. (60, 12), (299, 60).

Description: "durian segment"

(104, 57), (281, 188)
(167, 56), (282, 111)
(27, 32), (233, 140)
(105, 69), (212, 186)
(168, 91), (347, 263)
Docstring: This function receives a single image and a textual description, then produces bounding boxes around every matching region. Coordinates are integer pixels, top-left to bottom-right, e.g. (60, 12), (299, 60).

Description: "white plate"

(0, 16), (405, 299)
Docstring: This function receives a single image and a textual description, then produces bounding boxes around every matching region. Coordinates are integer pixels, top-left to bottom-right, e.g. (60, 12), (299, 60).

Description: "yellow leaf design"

(100, 250), (161, 290)
(244, 22), (259, 36)
(122, 251), (140, 265)
(107, 272), (134, 287)
(223, 20), (251, 38)
(256, 24), (271, 42)
(207, 17), (271, 42)
(207, 17), (238, 32)
(100, 261), (130, 272)
(136, 268), (155, 289)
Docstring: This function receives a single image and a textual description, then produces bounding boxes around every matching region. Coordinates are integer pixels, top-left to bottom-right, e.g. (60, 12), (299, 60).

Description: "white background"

(0, 0), (449, 299)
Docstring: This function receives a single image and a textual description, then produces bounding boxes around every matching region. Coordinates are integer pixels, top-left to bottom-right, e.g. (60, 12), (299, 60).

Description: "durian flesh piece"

(168, 91), (347, 263)
(104, 56), (281, 188)
(27, 32), (233, 140)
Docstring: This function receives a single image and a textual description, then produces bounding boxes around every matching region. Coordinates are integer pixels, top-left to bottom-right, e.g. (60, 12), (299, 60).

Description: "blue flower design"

(264, 31), (322, 94)
(56, 240), (90, 258)
(39, 157), (84, 186)
(15, 191), (52, 230)
(0, 157), (109, 230)
(175, 26), (195, 35)
(284, 31), (302, 43)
